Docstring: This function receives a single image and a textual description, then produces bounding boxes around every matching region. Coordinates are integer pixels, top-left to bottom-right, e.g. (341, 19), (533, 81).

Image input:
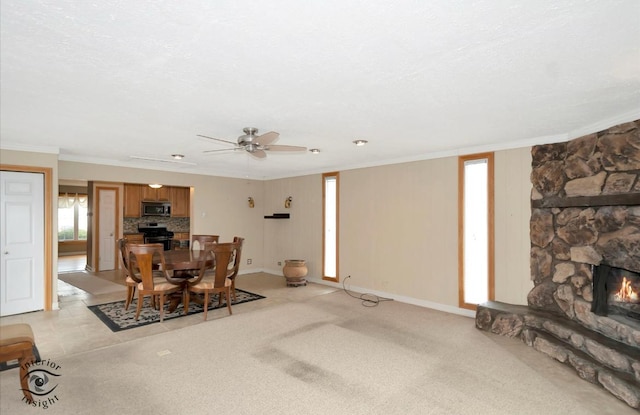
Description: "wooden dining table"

(154, 249), (215, 311)
(159, 249), (214, 275)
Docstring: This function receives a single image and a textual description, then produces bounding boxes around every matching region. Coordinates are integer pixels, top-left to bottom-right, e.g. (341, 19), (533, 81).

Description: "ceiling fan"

(198, 127), (307, 159)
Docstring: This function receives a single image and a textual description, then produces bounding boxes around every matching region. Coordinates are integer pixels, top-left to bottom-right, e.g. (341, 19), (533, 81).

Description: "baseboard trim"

(257, 269), (475, 319)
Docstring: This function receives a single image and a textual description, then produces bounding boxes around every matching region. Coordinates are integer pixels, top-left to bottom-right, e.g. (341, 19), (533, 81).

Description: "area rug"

(58, 272), (125, 295)
(88, 289), (265, 332)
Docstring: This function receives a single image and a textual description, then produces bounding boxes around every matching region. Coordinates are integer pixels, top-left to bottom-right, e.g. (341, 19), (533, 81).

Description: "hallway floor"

(58, 254), (86, 273)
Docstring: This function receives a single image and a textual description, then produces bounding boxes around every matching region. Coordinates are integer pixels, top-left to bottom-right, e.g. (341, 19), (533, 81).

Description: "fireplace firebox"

(592, 264), (640, 321)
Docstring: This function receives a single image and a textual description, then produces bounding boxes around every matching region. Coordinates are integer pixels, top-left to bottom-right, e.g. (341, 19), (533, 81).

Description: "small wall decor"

(285, 196), (292, 208)
(248, 197), (255, 208)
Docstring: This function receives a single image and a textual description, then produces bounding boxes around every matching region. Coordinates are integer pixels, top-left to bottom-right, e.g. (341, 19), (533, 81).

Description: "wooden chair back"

(117, 237), (128, 268)
(228, 236), (244, 278)
(191, 241), (240, 288)
(127, 243), (167, 290)
(191, 234), (219, 250)
(117, 238), (138, 281)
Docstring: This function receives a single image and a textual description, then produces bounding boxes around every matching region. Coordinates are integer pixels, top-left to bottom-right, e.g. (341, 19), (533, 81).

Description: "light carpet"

(0, 291), (634, 415)
(58, 272), (125, 295)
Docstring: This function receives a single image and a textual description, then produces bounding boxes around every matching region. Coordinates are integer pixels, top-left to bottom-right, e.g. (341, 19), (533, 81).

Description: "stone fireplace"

(476, 120), (640, 408)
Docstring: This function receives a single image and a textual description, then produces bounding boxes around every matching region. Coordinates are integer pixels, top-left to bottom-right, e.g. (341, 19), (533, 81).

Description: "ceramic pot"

(283, 259), (308, 286)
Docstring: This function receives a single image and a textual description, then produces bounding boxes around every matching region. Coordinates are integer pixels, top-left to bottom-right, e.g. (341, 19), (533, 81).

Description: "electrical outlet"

(277, 261), (282, 266)
(247, 259), (252, 265)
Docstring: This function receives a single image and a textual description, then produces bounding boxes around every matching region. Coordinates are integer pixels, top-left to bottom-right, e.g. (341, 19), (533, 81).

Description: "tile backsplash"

(124, 217), (190, 233)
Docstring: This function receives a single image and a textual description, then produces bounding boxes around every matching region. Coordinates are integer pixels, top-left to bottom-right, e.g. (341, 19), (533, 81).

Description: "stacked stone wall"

(529, 120), (640, 331)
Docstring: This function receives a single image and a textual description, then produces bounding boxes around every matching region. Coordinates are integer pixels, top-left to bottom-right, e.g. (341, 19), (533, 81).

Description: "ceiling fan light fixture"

(309, 148), (320, 154)
(171, 154), (184, 160)
(353, 139), (368, 146)
(148, 184), (163, 189)
(199, 127), (303, 159)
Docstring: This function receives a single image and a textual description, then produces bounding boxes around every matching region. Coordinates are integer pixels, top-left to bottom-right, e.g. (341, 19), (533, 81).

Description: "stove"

(138, 223), (174, 251)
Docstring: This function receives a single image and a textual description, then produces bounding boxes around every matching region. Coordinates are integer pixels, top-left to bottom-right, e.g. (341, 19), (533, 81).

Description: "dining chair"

(119, 238), (168, 310)
(127, 243), (183, 322)
(173, 235), (220, 278)
(190, 234), (219, 250)
(226, 236), (244, 301)
(118, 238), (139, 310)
(184, 241), (240, 320)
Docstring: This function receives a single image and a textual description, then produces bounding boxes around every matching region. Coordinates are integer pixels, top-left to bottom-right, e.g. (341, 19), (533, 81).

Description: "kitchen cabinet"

(124, 183), (190, 217)
(124, 233), (144, 244)
(173, 232), (189, 240)
(142, 186), (170, 201)
(171, 187), (190, 217)
(124, 184), (142, 218)
(173, 232), (190, 249)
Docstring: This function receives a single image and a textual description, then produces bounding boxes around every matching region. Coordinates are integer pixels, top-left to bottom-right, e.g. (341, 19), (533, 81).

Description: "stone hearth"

(476, 120), (640, 408)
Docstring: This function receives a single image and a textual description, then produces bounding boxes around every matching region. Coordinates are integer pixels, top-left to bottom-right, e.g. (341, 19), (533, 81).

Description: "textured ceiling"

(1, 0), (639, 179)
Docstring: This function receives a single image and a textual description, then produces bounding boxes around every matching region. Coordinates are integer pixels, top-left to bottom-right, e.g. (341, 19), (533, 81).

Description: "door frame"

(0, 164), (53, 311)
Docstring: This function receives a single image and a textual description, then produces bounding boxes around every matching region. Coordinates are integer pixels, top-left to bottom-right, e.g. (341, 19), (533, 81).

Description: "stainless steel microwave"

(141, 202), (171, 217)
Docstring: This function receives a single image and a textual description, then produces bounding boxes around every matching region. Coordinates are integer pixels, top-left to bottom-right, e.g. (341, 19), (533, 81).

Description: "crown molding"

(0, 142), (59, 154)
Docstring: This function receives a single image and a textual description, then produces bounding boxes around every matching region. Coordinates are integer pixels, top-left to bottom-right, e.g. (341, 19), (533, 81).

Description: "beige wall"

(1, 148), (533, 314)
(494, 147), (533, 304)
(261, 149), (533, 311)
(263, 174), (323, 276)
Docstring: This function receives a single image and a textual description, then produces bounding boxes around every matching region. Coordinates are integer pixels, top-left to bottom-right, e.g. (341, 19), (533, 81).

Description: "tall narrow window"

(323, 172), (339, 282)
(458, 153), (494, 310)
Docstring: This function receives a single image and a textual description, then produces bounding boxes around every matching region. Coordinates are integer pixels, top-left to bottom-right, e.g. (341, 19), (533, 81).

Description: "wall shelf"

(264, 213), (290, 219)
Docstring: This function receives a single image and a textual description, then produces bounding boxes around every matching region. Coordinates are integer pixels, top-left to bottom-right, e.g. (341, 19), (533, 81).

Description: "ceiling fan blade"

(250, 149), (267, 159)
(197, 134), (237, 146)
(264, 145), (307, 152)
(255, 131), (279, 146)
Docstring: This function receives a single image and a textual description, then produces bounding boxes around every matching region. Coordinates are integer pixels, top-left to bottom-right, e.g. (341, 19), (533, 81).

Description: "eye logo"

(20, 358), (62, 408)
(26, 369), (59, 396)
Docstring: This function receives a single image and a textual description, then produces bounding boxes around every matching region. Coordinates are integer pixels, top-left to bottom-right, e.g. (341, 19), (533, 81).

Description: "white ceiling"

(1, 1), (639, 180)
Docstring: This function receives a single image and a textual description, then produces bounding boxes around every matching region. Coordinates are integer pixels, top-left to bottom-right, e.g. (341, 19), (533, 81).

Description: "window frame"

(322, 172), (339, 282)
(458, 152), (495, 310)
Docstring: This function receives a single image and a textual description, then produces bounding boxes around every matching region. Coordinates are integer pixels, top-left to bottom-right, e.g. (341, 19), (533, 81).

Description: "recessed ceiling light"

(353, 140), (368, 146)
(309, 148), (320, 154)
(171, 154), (184, 160)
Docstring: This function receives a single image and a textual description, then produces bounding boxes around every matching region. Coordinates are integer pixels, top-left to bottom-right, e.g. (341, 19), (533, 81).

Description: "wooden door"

(97, 188), (118, 271)
(0, 171), (45, 316)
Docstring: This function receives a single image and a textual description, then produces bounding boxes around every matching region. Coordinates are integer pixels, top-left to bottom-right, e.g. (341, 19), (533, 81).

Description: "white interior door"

(98, 189), (116, 271)
(0, 171), (45, 316)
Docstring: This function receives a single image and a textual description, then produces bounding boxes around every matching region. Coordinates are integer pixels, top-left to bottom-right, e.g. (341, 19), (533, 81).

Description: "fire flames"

(614, 277), (639, 302)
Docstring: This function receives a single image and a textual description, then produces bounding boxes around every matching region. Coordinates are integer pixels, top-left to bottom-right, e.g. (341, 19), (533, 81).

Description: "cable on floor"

(342, 275), (393, 307)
